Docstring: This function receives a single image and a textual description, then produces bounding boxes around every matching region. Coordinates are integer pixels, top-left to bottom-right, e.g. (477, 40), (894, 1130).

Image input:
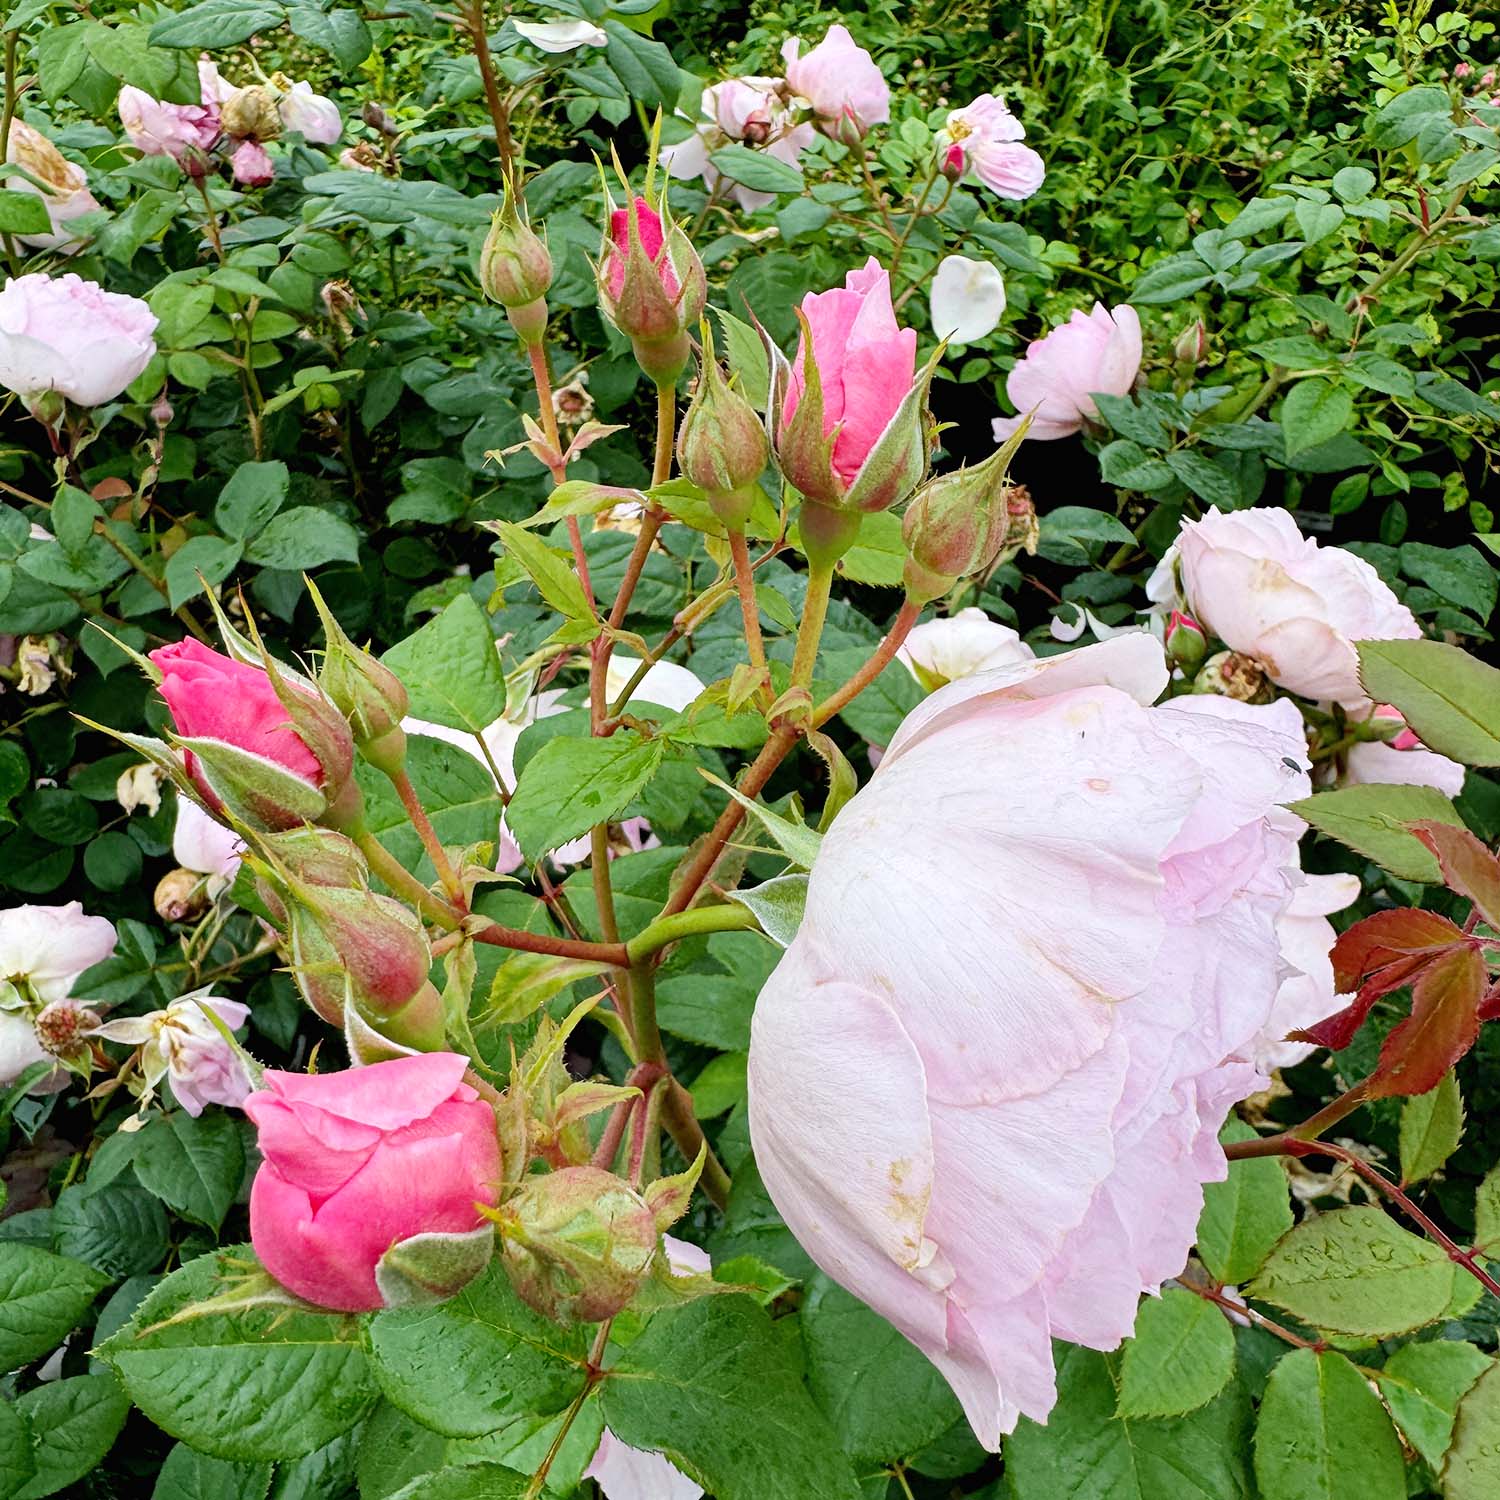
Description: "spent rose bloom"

(748, 633), (1331, 1446)
(276, 81), (341, 144)
(511, 18), (607, 51)
(1147, 507), (1422, 704)
(930, 255), (1007, 345)
(92, 989), (251, 1116)
(781, 24), (889, 140)
(661, 77), (815, 212)
(229, 139), (274, 186)
(937, 94), (1045, 201)
(897, 606), (1034, 690)
(992, 302), (1142, 442)
(244, 1052), (501, 1310)
(1345, 704), (1466, 795)
(3, 120), (100, 252)
(117, 84), (220, 162)
(0, 274), (157, 409)
(779, 258), (920, 500)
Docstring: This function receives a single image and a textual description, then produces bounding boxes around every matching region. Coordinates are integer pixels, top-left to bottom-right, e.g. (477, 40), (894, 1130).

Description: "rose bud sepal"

(375, 1225), (497, 1308)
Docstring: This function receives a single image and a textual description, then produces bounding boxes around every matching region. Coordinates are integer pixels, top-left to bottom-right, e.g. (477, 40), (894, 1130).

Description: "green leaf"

(1280, 378), (1353, 457)
(600, 1295), (864, 1500)
(1444, 1360), (1500, 1500)
(386, 1466), (528, 1500)
(1196, 1120), (1294, 1284)
(800, 1273), (960, 1465)
(243, 508), (361, 570)
(285, 3), (370, 70)
(1369, 86), (1459, 161)
(0, 190), (50, 239)
(1398, 1069), (1464, 1184)
(131, 1110), (246, 1228)
(382, 594), (506, 736)
(52, 1181), (169, 1280)
(1248, 1204), (1457, 1337)
(151, 1443), (272, 1500)
(1285, 782), (1466, 883)
(1116, 1288), (1235, 1419)
(708, 144), (804, 194)
(148, 0), (285, 48)
(1253, 1349), (1404, 1500)
(840, 511), (906, 587)
(1294, 200), (1346, 243)
(506, 732), (665, 860)
(1036, 505), (1134, 566)
(1357, 639), (1500, 766)
(97, 1247), (378, 1460)
(1476, 1163), (1500, 1254)
(1375, 1339), (1491, 1468)
(165, 536), (242, 611)
(714, 306), (770, 413)
(491, 522), (592, 622)
(215, 461), (289, 540)
(0, 1244), (107, 1375)
(0, 1398), (35, 1500)
(365, 1260), (587, 1439)
(1163, 450), (1242, 509)
(13, 1373), (128, 1500)
(1332, 167), (1377, 203)
(1400, 543), (1497, 622)
(1004, 1343), (1253, 1500)
(1129, 253), (1214, 305)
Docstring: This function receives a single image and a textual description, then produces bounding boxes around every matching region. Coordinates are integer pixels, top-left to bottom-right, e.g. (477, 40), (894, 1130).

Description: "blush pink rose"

(229, 139), (274, 186)
(150, 639), (323, 796)
(277, 81), (341, 145)
(1345, 704), (1466, 795)
(748, 633), (1324, 1447)
(781, 258), (917, 486)
(1148, 507), (1421, 705)
(244, 1052), (502, 1310)
(938, 95), (1045, 201)
(0, 273), (158, 408)
(781, 24), (889, 139)
(117, 84), (220, 161)
(93, 989), (251, 1117)
(992, 302), (1142, 441)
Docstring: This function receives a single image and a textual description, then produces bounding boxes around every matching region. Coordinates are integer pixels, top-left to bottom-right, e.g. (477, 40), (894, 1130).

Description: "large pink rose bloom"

(992, 302), (1141, 441)
(1149, 507), (1421, 705)
(782, 258), (917, 486)
(244, 1053), (501, 1311)
(781, 24), (889, 139)
(0, 274), (157, 408)
(938, 95), (1045, 201)
(117, 84), (220, 161)
(748, 634), (1330, 1447)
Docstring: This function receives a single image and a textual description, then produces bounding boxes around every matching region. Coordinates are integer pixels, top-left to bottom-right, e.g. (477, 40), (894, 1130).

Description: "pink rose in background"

(781, 24), (889, 140)
(244, 1052), (501, 1310)
(117, 84), (220, 162)
(1147, 507), (1421, 704)
(198, 57), (234, 108)
(0, 274), (158, 408)
(173, 797), (245, 888)
(1345, 704), (1466, 795)
(938, 95), (1045, 201)
(782, 258), (917, 485)
(511, 18), (607, 51)
(603, 196), (678, 302)
(3, 120), (100, 252)
(992, 302), (1141, 442)
(150, 639), (323, 795)
(278, 81), (341, 145)
(93, 990), (252, 1116)
(897, 606), (1034, 689)
(749, 634), (1326, 1447)
(229, 139), (274, 186)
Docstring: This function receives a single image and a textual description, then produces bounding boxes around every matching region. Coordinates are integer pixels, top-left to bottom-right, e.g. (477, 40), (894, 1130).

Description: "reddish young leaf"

(1330, 908), (1468, 994)
(1480, 979), (1500, 1023)
(1411, 820), (1500, 932)
(1366, 941), (1488, 1098)
(1293, 954), (1436, 1051)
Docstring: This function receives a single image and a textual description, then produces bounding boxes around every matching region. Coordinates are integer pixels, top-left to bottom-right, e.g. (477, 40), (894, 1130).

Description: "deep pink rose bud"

(245, 1053), (501, 1311)
(597, 195), (706, 385)
(677, 328), (769, 528)
(1164, 610), (1207, 670)
(150, 639), (354, 833)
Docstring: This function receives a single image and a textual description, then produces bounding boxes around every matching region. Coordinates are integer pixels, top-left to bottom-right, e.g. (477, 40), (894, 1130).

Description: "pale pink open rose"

(937, 94), (1045, 201)
(1344, 704), (1466, 795)
(748, 633), (1330, 1446)
(781, 24), (889, 140)
(93, 990), (251, 1116)
(1147, 507), (1421, 705)
(117, 84), (219, 161)
(660, 77), (815, 212)
(897, 606), (1034, 690)
(244, 1052), (502, 1311)
(0, 273), (157, 409)
(3, 120), (100, 252)
(277, 81), (341, 144)
(992, 302), (1141, 441)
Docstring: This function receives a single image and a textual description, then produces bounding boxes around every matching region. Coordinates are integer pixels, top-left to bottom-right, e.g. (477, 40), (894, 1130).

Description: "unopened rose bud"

(479, 182), (553, 346)
(1454, 62), (1473, 79)
(597, 194), (705, 385)
(677, 328), (769, 528)
(1164, 610), (1207, 670)
(362, 100), (399, 137)
(307, 583), (408, 774)
(34, 1000), (99, 1060)
(1172, 319), (1208, 367)
(496, 1165), (658, 1323)
(1192, 649), (1274, 704)
(155, 868), (211, 923)
(221, 85), (282, 142)
(151, 393), (174, 429)
(940, 141), (966, 181)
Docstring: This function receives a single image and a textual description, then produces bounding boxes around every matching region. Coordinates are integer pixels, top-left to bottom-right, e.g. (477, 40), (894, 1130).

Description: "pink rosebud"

(748, 636), (1331, 1447)
(937, 94), (1045, 201)
(117, 85), (220, 161)
(1145, 508), (1421, 704)
(1455, 61), (1473, 78)
(604, 197), (678, 303)
(781, 24), (889, 140)
(278, 81), (341, 145)
(244, 1053), (502, 1310)
(778, 258), (920, 502)
(991, 302), (1142, 442)
(597, 195), (705, 383)
(1483, 69), (1496, 87)
(0, 273), (157, 409)
(1345, 704), (1466, 795)
(1164, 609), (1207, 669)
(230, 138), (274, 186)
